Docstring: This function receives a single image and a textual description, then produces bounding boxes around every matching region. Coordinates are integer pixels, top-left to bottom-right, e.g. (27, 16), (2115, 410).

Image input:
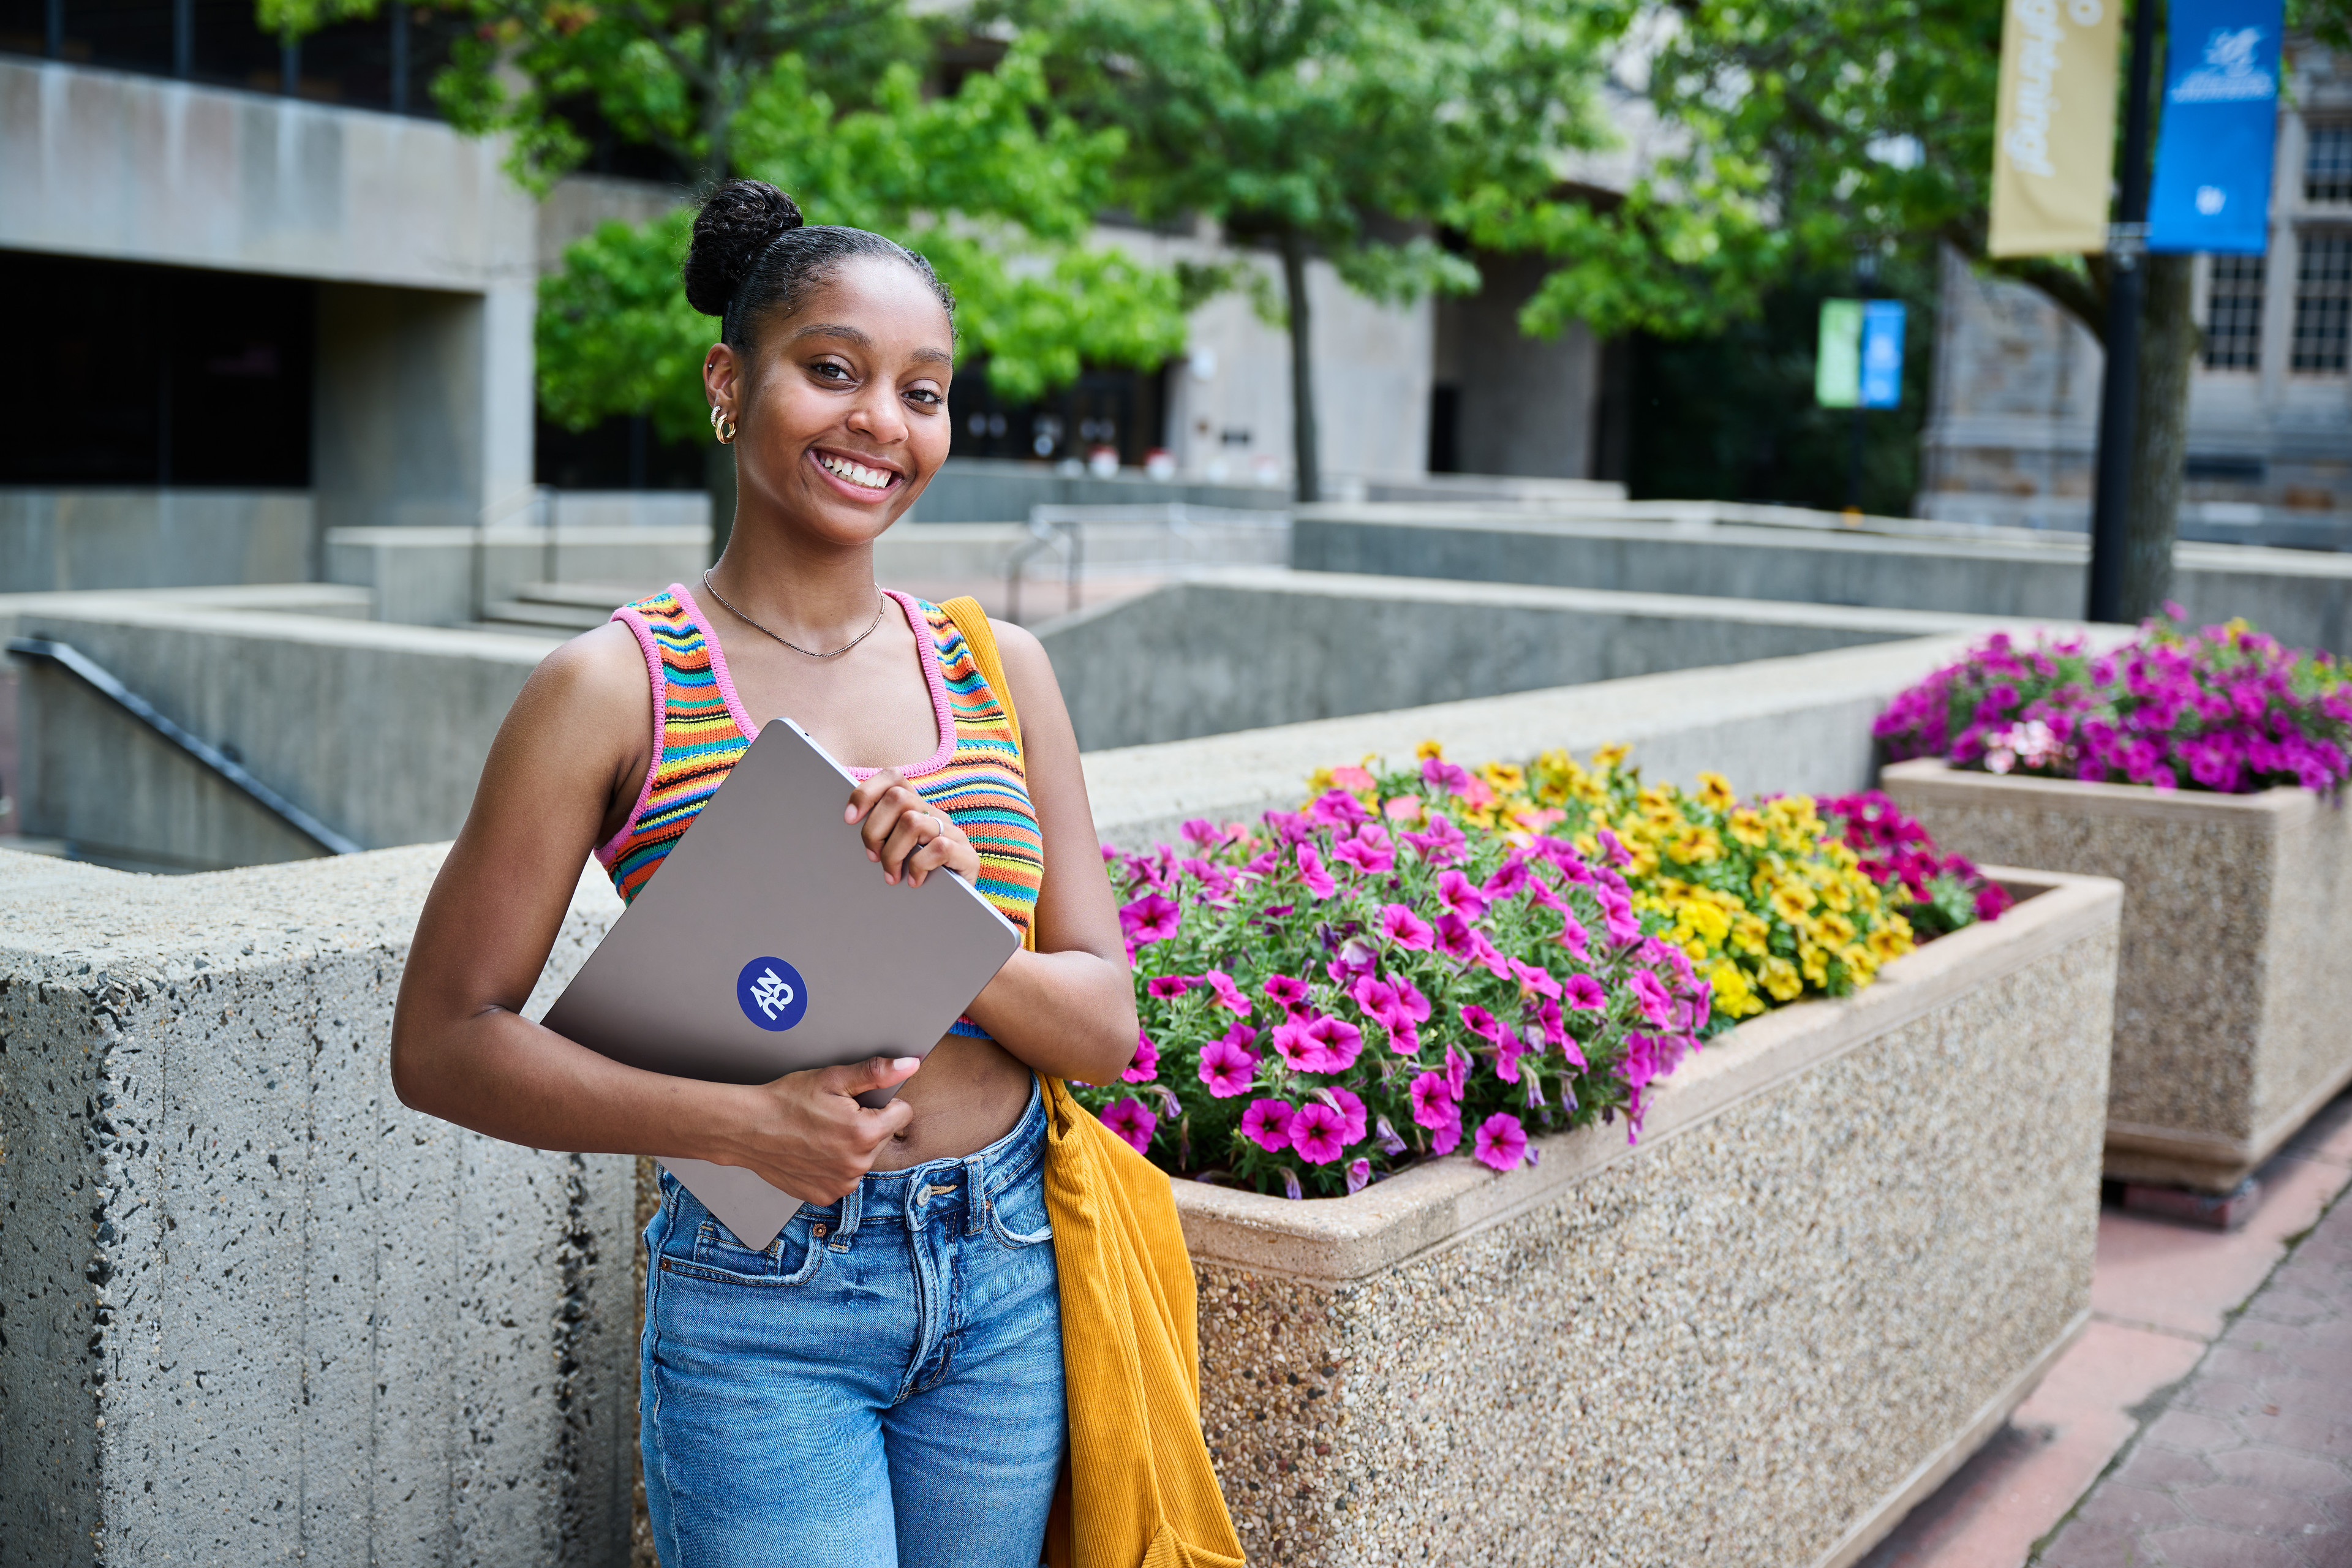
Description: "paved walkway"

(1859, 1093), (2352, 1568)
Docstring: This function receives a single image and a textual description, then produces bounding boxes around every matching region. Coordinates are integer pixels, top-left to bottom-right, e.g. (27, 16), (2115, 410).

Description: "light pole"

(2086, 0), (2162, 624)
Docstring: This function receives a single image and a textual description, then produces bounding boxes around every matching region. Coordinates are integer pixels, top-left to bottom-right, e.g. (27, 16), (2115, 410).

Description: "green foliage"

(535, 40), (1191, 436)
(1464, 0), (2011, 342)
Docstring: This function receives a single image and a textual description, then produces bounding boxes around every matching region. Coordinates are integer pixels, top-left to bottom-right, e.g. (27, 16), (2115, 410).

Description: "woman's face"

(710, 255), (955, 547)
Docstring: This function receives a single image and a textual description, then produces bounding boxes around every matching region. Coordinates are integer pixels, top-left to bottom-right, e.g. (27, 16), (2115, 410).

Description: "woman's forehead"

(776, 258), (953, 359)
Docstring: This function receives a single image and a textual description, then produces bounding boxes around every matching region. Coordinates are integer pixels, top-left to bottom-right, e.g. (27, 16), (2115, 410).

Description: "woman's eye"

(906, 388), (942, 406)
(811, 361), (851, 382)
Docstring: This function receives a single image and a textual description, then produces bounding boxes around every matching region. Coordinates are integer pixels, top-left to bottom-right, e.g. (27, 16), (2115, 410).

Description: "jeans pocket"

(986, 1170), (1054, 1251)
(682, 1213), (825, 1284)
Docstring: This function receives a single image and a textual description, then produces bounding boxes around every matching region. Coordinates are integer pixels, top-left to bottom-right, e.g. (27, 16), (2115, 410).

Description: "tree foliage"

(536, 40), (1192, 441)
(1028, 0), (1617, 497)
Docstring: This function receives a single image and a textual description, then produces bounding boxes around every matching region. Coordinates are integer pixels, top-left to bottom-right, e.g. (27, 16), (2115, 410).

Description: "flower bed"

(1079, 745), (2000, 1199)
(1176, 867), (2124, 1566)
(1879, 622), (2352, 1191)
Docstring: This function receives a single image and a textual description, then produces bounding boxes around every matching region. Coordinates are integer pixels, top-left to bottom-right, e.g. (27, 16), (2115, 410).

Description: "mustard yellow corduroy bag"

(938, 597), (1246, 1568)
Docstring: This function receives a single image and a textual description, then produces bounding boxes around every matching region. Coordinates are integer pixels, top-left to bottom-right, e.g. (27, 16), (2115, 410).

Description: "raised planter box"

(1171, 867), (2120, 1567)
(1883, 758), (2352, 1194)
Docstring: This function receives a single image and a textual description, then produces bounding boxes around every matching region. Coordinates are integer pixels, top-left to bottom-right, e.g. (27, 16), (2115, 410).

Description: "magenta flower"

(1331, 822), (1396, 875)
(1203, 969), (1253, 1017)
(1433, 911), (1481, 963)
(1289, 1101), (1348, 1164)
(1121, 1030), (1161, 1083)
(1459, 1003), (1507, 1048)
(1629, 970), (1674, 1028)
(1119, 894), (1181, 944)
(1325, 936), (1379, 983)
(1508, 957), (1562, 1001)
(1306, 788), (1371, 829)
(1345, 1158), (1373, 1196)
(1494, 1031), (1531, 1084)
(1240, 1098), (1296, 1152)
(1263, 974), (1311, 1012)
(1525, 876), (1569, 913)
(1561, 973), (1608, 1012)
(1401, 813), (1468, 867)
(1436, 869), (1490, 921)
(1277, 1014), (1364, 1072)
(1431, 1114), (1463, 1156)
(1382, 794), (1425, 822)
(1325, 1086), (1369, 1145)
(1594, 828), (1634, 867)
(1390, 973), (1432, 1023)
(1379, 903), (1436, 951)
(1421, 755), (1474, 795)
(1409, 1071), (1457, 1129)
(1180, 818), (1226, 849)
(1102, 1098), (1158, 1155)
(1482, 856), (1531, 901)
(1596, 888), (1643, 946)
(1444, 1046), (1469, 1098)
(1472, 1112), (1529, 1172)
(1556, 911), (1592, 960)
(1197, 1035), (1260, 1098)
(1295, 843), (1338, 900)
(1144, 974), (1197, 1000)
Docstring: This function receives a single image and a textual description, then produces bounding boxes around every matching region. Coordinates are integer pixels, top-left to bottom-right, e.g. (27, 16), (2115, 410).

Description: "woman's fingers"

(846, 773), (978, 886)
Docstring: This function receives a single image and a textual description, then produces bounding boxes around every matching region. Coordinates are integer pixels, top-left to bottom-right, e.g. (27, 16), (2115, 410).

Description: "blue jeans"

(641, 1080), (1066, 1568)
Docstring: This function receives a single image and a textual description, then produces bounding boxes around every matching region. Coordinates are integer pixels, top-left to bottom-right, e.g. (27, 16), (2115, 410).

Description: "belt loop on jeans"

(831, 1183), (863, 1251)
(960, 1149), (988, 1237)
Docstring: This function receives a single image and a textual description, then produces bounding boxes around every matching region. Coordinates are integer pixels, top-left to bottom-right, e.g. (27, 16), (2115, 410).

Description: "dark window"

(947, 363), (1169, 467)
(2203, 254), (2265, 371)
(1426, 385), (1459, 473)
(2291, 231), (2352, 374)
(0, 249), (312, 486)
(2308, 121), (2352, 205)
(535, 414), (706, 491)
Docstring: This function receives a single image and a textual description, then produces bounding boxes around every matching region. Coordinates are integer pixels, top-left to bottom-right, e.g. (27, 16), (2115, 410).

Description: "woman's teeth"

(819, 453), (894, 491)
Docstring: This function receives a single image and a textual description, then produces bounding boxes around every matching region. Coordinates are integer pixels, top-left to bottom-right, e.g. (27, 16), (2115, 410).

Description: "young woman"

(390, 178), (1140, 1568)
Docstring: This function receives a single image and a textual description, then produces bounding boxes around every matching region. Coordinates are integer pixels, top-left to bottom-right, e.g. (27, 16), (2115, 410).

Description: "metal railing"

(6, 637), (363, 856)
(1001, 502), (1291, 624)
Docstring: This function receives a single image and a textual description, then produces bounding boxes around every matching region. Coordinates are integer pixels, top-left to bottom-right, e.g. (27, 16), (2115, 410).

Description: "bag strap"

(937, 595), (1034, 954)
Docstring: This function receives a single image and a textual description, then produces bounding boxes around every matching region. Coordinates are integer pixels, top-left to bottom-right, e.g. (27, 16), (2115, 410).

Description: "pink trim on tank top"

(594, 599), (671, 868)
(677, 582), (957, 778)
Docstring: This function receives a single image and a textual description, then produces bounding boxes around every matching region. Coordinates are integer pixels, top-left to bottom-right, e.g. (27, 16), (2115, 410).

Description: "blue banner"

(2149, 0), (2282, 254)
(1859, 301), (1906, 410)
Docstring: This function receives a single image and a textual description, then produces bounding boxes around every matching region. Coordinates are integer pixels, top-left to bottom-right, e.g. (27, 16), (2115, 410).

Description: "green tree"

(1460, 0), (2246, 619)
(1030, 0), (1616, 500)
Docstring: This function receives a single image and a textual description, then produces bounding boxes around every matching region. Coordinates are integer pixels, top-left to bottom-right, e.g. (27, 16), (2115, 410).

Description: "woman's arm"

(956, 621), (1140, 1086)
(390, 624), (920, 1202)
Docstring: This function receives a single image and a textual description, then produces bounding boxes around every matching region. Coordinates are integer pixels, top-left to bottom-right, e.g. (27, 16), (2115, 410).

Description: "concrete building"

(1918, 40), (2352, 543)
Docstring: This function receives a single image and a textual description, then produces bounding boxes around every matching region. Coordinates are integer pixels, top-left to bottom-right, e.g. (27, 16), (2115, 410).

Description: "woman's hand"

(847, 769), (978, 887)
(712, 1055), (924, 1201)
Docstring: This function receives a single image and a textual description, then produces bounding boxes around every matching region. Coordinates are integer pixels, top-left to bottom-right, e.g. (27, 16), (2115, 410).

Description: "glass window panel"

(2204, 255), (2266, 371)
(2291, 231), (2352, 374)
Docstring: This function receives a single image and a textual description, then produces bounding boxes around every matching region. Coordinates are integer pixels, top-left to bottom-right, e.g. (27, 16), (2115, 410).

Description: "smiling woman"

(386, 179), (1232, 1568)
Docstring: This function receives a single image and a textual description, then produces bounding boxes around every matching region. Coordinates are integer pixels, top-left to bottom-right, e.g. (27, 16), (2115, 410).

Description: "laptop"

(543, 716), (1023, 1250)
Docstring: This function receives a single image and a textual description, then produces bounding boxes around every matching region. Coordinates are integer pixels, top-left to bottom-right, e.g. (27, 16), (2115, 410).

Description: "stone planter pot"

(1882, 758), (2352, 1194)
(1170, 868), (2120, 1568)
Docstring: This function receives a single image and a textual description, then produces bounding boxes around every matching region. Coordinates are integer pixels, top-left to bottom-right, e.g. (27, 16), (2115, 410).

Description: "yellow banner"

(1988, 0), (2124, 256)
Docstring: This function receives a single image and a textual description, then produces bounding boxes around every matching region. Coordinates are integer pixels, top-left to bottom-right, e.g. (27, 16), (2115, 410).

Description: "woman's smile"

(809, 446), (906, 500)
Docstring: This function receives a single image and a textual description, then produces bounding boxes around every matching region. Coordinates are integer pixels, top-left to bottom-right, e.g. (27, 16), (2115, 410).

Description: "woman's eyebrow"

(790, 323), (873, 347)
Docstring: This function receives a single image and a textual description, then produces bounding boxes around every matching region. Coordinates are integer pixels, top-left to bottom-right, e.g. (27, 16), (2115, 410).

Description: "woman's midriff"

(866, 1033), (1036, 1170)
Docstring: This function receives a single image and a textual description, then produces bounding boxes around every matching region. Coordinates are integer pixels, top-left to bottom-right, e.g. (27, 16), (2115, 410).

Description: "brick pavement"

(2036, 1178), (2352, 1568)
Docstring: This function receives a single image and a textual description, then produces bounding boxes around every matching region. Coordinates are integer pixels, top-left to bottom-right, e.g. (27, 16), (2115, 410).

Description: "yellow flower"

(1683, 901), (1731, 946)
(1866, 924), (1911, 963)
(1769, 884), (1816, 924)
(1667, 827), (1721, 865)
(1592, 742), (1630, 771)
(1695, 772), (1737, 812)
(1416, 739), (1446, 760)
(1482, 761), (1526, 794)
(1800, 943), (1830, 987)
(1760, 956), (1803, 1001)
(1727, 808), (1770, 848)
(1820, 878), (1853, 914)
(1731, 913), (1771, 956)
(1306, 767), (1336, 795)
(1710, 961), (1764, 1019)
(1816, 911), (1858, 946)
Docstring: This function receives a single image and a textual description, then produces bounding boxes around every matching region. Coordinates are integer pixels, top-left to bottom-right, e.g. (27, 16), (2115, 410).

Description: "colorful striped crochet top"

(595, 583), (1042, 1039)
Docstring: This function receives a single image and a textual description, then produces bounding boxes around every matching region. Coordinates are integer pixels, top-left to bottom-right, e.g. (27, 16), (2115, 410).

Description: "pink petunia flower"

(1345, 1157), (1374, 1196)
(1556, 911), (1592, 960)
(1197, 1035), (1260, 1098)
(1482, 856), (1531, 901)
(1295, 843), (1339, 900)
(1325, 1087), (1368, 1145)
(1331, 765), (1377, 792)
(1422, 755), (1476, 796)
(1509, 957), (1562, 1001)
(1180, 818), (1226, 849)
(1525, 876), (1569, 913)
(1379, 903), (1436, 951)
(1121, 1030), (1161, 1083)
(1277, 1014), (1364, 1072)
(1436, 870), (1490, 921)
(1409, 1071), (1457, 1129)
(1401, 813), (1468, 867)
(1472, 1112), (1529, 1172)
(1460, 1003), (1507, 1048)
(1433, 911), (1482, 964)
(1431, 1113), (1464, 1156)
(1289, 1101), (1347, 1164)
(1306, 788), (1371, 829)
(1240, 1098), (1296, 1152)
(1145, 974), (1197, 1000)
(1119, 894), (1182, 944)
(1204, 969), (1253, 1017)
(1263, 974), (1311, 1012)
(1102, 1098), (1158, 1155)
(1444, 1045), (1469, 1098)
(1332, 822), (1396, 875)
(1561, 973), (1608, 1012)
(1629, 970), (1675, 1028)
(1381, 794), (1425, 823)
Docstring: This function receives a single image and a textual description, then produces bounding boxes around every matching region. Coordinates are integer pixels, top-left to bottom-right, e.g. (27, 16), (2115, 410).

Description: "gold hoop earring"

(709, 404), (737, 445)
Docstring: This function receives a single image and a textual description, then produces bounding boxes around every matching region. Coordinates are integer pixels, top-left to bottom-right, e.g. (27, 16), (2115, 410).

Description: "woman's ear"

(703, 342), (741, 425)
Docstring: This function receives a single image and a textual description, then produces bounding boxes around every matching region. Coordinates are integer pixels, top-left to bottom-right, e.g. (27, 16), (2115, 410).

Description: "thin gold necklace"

(701, 570), (888, 660)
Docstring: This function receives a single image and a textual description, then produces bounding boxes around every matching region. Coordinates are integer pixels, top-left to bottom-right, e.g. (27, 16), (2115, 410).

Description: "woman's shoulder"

(519, 619), (655, 734)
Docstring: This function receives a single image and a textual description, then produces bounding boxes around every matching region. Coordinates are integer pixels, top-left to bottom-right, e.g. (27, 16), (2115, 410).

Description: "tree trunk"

(2122, 252), (2195, 620)
(1279, 229), (1321, 505)
(705, 440), (737, 566)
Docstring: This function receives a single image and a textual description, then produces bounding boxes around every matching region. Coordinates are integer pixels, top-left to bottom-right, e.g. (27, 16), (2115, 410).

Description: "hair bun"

(683, 179), (806, 318)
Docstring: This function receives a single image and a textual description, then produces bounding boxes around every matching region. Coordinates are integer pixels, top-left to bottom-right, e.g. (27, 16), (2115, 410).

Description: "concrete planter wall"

(1173, 869), (2120, 1567)
(1883, 758), (2352, 1193)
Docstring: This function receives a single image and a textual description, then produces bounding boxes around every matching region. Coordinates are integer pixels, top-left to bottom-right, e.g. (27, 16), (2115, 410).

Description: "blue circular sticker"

(736, 957), (809, 1032)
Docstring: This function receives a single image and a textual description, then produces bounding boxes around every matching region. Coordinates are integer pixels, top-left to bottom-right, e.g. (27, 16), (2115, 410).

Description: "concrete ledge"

(1883, 759), (2352, 1191)
(325, 522), (712, 626)
(0, 489), (317, 595)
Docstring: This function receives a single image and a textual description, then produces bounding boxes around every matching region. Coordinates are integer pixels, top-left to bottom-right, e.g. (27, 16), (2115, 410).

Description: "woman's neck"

(706, 519), (884, 647)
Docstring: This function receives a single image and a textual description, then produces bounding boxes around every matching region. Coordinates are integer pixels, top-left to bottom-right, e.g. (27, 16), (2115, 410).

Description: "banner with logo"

(1988, 0), (2124, 257)
(2148, 0), (2282, 252)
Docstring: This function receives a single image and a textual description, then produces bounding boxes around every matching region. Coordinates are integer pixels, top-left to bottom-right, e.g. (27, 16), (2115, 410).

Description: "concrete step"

(477, 597), (611, 632)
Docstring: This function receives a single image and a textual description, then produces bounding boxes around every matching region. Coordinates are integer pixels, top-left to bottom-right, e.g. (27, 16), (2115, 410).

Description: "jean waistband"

(794, 1076), (1047, 1240)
